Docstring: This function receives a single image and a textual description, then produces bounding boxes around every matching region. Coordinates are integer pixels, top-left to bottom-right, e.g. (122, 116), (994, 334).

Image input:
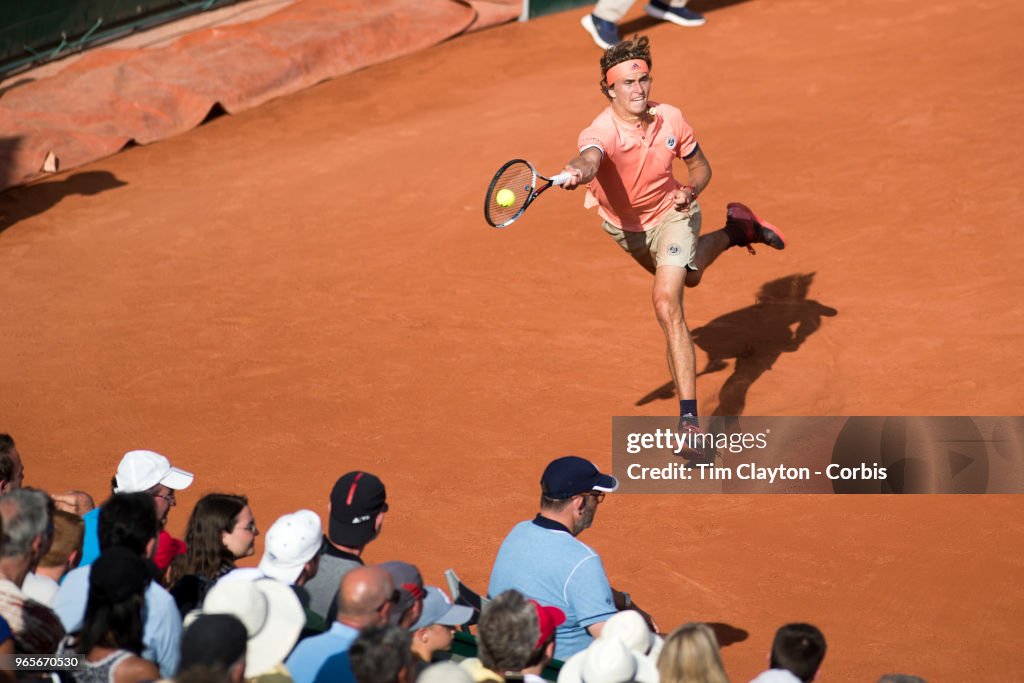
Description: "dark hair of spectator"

(770, 623), (827, 682)
(348, 625), (412, 683)
(76, 547), (151, 656)
(0, 434), (15, 481)
(168, 493), (247, 585)
(98, 492), (159, 555)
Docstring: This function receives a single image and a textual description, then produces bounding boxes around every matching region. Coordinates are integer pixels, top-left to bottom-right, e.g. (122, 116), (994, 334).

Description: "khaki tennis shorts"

(601, 203), (702, 273)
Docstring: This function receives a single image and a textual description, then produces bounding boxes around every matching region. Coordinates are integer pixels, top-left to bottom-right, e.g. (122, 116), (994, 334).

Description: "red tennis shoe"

(725, 202), (787, 255)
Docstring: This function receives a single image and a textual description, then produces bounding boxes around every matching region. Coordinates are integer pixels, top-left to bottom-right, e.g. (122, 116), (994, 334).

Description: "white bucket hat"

(556, 636), (659, 683)
(114, 450), (194, 492)
(602, 610), (664, 660)
(187, 577), (304, 677)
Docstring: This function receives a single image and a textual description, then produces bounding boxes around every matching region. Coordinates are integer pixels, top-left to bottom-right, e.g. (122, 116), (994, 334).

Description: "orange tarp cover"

(0, 0), (520, 192)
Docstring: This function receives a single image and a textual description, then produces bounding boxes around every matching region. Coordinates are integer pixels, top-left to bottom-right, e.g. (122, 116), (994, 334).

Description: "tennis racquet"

(484, 159), (573, 228)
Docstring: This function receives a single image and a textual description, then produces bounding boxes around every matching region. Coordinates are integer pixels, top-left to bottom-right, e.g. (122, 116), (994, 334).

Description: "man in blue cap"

(488, 456), (655, 661)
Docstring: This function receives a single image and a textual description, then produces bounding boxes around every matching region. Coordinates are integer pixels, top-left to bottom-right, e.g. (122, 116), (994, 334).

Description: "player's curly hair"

(599, 34), (652, 99)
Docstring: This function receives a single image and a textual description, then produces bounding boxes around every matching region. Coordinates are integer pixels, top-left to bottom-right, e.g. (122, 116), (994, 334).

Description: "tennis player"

(559, 36), (785, 432)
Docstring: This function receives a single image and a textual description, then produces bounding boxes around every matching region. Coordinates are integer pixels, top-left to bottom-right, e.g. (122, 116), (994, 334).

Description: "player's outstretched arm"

(561, 147), (603, 190)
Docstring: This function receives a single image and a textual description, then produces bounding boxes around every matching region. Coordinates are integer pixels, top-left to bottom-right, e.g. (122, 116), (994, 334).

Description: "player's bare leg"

(683, 204), (787, 288)
(651, 265), (696, 402)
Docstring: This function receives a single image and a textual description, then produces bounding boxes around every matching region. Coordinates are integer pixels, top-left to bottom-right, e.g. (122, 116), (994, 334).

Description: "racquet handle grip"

(549, 172), (572, 186)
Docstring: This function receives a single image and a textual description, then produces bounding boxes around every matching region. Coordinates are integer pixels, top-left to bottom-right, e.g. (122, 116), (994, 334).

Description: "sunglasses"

(580, 492), (606, 504)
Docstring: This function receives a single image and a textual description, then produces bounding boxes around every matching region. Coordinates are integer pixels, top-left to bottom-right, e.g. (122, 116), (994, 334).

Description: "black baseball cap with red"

(329, 471), (388, 547)
(541, 456), (619, 499)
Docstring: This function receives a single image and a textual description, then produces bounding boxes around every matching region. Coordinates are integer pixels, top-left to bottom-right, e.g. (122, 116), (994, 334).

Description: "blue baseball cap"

(541, 456), (619, 499)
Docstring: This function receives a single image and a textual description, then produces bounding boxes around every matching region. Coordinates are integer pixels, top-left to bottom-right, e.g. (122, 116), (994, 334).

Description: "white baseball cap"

(410, 586), (474, 631)
(114, 450), (194, 493)
(258, 509), (324, 585)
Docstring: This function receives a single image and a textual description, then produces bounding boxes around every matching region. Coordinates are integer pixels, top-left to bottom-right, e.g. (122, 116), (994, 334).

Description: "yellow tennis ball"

(496, 188), (516, 207)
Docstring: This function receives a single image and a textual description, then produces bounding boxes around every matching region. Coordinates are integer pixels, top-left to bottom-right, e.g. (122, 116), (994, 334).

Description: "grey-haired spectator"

(168, 493), (258, 615)
(286, 565), (396, 683)
(304, 472), (388, 622)
(380, 561), (426, 630)
(0, 488), (64, 653)
(53, 492), (181, 676)
(348, 624), (414, 683)
(0, 434), (25, 493)
(180, 614), (248, 683)
(23, 509), (84, 606)
(56, 546), (159, 682)
(259, 509), (327, 637)
(461, 589), (564, 683)
(187, 577), (304, 680)
(79, 450), (194, 571)
(749, 623), (827, 683)
(409, 586), (472, 671)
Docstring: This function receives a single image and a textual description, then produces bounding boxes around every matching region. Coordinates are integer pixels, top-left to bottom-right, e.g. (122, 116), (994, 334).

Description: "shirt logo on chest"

(666, 136), (677, 150)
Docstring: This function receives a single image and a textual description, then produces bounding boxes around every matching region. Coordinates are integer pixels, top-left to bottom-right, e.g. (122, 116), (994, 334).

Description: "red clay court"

(2, 0), (1023, 680)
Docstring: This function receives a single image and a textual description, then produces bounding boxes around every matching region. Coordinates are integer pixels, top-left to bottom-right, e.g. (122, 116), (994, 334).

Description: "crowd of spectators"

(0, 434), (929, 682)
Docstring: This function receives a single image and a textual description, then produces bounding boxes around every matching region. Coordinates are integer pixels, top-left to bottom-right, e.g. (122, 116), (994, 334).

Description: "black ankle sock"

(680, 400), (698, 425)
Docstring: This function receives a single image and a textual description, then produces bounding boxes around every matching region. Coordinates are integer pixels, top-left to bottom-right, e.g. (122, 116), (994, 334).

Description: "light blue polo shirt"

(285, 621), (358, 683)
(488, 516), (617, 660)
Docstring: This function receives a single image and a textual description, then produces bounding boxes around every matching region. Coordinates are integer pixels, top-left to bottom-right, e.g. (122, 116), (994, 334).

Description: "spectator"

(52, 491), (96, 517)
(380, 561), (426, 629)
(259, 509), (328, 637)
(304, 471), (388, 621)
(0, 488), (64, 653)
(657, 622), (727, 683)
(79, 450), (194, 571)
(57, 546), (160, 683)
(188, 577), (304, 680)
(489, 456), (653, 660)
(23, 509), (84, 605)
(603, 610), (663, 662)
(749, 623), (827, 683)
(558, 636), (659, 683)
(0, 434), (25, 493)
(580, 1), (705, 50)
(348, 624), (414, 683)
(461, 589), (564, 683)
(179, 614), (248, 683)
(408, 586), (473, 671)
(52, 492), (181, 676)
(419, 662), (473, 683)
(286, 565), (396, 683)
(0, 514), (14, 682)
(168, 493), (258, 615)
(878, 677), (927, 683)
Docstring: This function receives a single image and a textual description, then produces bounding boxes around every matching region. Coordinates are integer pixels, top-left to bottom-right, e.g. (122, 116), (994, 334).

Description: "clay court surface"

(2, 0), (1023, 679)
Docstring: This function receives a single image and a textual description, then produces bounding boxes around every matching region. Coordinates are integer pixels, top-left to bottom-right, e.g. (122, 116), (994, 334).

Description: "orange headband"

(605, 59), (649, 85)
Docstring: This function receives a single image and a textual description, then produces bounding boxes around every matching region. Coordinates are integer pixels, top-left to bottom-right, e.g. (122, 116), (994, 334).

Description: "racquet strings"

(486, 162), (534, 225)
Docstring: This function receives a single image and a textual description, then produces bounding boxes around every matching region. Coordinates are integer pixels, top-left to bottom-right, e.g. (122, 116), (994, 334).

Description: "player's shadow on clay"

(0, 171), (128, 234)
(635, 272), (838, 416)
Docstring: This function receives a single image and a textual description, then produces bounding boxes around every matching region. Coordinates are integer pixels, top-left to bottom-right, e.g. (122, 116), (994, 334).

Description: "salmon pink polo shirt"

(577, 101), (698, 232)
